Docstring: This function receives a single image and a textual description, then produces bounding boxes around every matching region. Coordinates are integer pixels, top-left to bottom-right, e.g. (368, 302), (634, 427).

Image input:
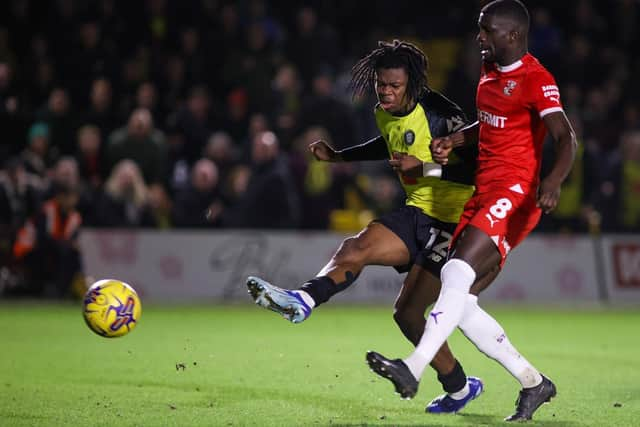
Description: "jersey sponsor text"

(478, 109), (507, 128)
(542, 85), (560, 102)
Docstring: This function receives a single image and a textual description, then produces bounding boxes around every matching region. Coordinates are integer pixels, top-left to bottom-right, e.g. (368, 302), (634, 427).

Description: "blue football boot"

(246, 276), (312, 323)
(426, 376), (484, 414)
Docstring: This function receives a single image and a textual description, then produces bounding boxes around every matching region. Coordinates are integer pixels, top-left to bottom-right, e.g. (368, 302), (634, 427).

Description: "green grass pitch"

(1, 303), (638, 426)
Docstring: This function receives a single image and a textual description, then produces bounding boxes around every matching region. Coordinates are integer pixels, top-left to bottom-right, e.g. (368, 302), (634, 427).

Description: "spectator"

(222, 22), (277, 113)
(21, 33), (55, 111)
(93, 159), (156, 228)
(222, 131), (300, 228)
(244, 21), (279, 111)
(0, 61), (22, 156)
(202, 131), (239, 190)
(66, 20), (117, 106)
(204, 3), (243, 82)
(148, 183), (173, 229)
(106, 107), (167, 185)
(286, 6), (340, 88)
(135, 81), (163, 126)
(12, 181), (84, 297)
(298, 66), (358, 150)
(221, 88), (250, 144)
(44, 156), (95, 227)
(75, 124), (105, 188)
(35, 87), (77, 156)
(172, 158), (224, 228)
(159, 54), (187, 121)
(247, 0), (282, 46)
(119, 46), (150, 109)
(46, 156), (81, 194)
(180, 27), (206, 86)
(28, 59), (55, 113)
(170, 85), (213, 164)
(21, 122), (53, 178)
(0, 157), (43, 235)
(529, 8), (562, 70)
(289, 126), (357, 229)
(270, 63), (303, 146)
(222, 164), (251, 207)
(81, 77), (118, 141)
(241, 112), (271, 155)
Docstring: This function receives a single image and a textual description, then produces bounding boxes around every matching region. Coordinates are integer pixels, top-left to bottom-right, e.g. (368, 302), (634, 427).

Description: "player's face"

(375, 67), (409, 114)
(477, 12), (514, 64)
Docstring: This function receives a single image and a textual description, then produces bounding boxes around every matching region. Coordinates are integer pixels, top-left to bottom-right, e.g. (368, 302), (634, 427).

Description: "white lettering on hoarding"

(613, 244), (640, 288)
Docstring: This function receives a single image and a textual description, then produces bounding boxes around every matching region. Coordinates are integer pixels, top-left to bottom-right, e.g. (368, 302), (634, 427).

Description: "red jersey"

(475, 53), (563, 194)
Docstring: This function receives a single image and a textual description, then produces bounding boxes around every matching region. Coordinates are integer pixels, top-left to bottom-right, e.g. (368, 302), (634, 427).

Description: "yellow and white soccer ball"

(83, 279), (142, 338)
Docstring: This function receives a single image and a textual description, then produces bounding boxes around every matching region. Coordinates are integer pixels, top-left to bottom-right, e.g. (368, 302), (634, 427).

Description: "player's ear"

(509, 28), (523, 43)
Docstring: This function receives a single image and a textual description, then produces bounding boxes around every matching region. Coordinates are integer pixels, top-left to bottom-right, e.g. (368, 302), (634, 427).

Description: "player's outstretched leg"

(246, 276), (312, 323)
(505, 375), (556, 421)
(366, 351), (419, 399)
(425, 376), (484, 414)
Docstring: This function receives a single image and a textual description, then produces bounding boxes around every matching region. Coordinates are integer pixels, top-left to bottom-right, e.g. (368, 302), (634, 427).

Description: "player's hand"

(537, 178), (561, 214)
(389, 152), (423, 178)
(430, 137), (453, 165)
(309, 139), (339, 162)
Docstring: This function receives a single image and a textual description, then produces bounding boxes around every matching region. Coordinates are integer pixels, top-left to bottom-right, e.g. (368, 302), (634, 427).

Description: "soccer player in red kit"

(366, 0), (577, 421)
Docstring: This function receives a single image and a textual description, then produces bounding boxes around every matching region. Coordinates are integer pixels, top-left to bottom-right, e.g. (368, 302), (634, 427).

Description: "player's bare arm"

(430, 121), (479, 165)
(538, 111), (577, 214)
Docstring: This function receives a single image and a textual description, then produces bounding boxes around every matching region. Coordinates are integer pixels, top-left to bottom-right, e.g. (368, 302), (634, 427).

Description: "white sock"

(449, 382), (470, 400)
(404, 259), (476, 380)
(458, 294), (543, 388)
(293, 290), (316, 309)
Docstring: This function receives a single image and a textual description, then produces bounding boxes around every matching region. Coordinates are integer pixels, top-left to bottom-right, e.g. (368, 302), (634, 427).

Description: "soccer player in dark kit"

(247, 39), (551, 416)
(367, 0), (577, 421)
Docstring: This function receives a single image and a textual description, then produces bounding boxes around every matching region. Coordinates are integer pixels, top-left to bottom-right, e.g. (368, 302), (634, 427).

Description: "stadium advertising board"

(80, 230), (608, 304)
(601, 235), (640, 302)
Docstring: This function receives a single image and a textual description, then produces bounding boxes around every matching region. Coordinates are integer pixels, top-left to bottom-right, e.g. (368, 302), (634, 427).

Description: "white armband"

(422, 162), (442, 178)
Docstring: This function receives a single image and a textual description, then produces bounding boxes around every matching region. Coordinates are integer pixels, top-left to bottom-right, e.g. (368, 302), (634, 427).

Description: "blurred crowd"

(0, 0), (639, 295)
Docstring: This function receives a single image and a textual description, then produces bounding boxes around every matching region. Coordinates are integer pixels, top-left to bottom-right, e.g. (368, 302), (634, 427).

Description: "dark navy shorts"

(376, 205), (457, 276)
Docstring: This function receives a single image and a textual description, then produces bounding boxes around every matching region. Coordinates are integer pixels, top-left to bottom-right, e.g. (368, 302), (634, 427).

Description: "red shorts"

(450, 186), (542, 266)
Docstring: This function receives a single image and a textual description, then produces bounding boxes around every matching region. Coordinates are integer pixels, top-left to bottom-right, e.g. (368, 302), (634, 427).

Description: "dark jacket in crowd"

(222, 156), (300, 229)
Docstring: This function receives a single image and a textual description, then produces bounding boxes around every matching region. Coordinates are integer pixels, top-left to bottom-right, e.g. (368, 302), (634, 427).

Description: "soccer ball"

(83, 279), (142, 338)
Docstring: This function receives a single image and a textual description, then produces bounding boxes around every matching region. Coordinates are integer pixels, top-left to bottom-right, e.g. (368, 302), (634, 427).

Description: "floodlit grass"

(1, 303), (638, 426)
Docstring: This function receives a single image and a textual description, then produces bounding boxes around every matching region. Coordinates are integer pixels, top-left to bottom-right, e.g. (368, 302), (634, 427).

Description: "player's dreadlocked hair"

(349, 39), (428, 103)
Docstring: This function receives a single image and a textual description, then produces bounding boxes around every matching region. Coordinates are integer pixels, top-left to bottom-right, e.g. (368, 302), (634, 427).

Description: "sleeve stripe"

(539, 106), (564, 118)
(335, 135), (383, 153)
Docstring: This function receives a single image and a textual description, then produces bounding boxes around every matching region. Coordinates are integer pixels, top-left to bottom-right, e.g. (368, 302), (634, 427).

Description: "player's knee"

(440, 258), (477, 293)
(334, 236), (368, 266)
